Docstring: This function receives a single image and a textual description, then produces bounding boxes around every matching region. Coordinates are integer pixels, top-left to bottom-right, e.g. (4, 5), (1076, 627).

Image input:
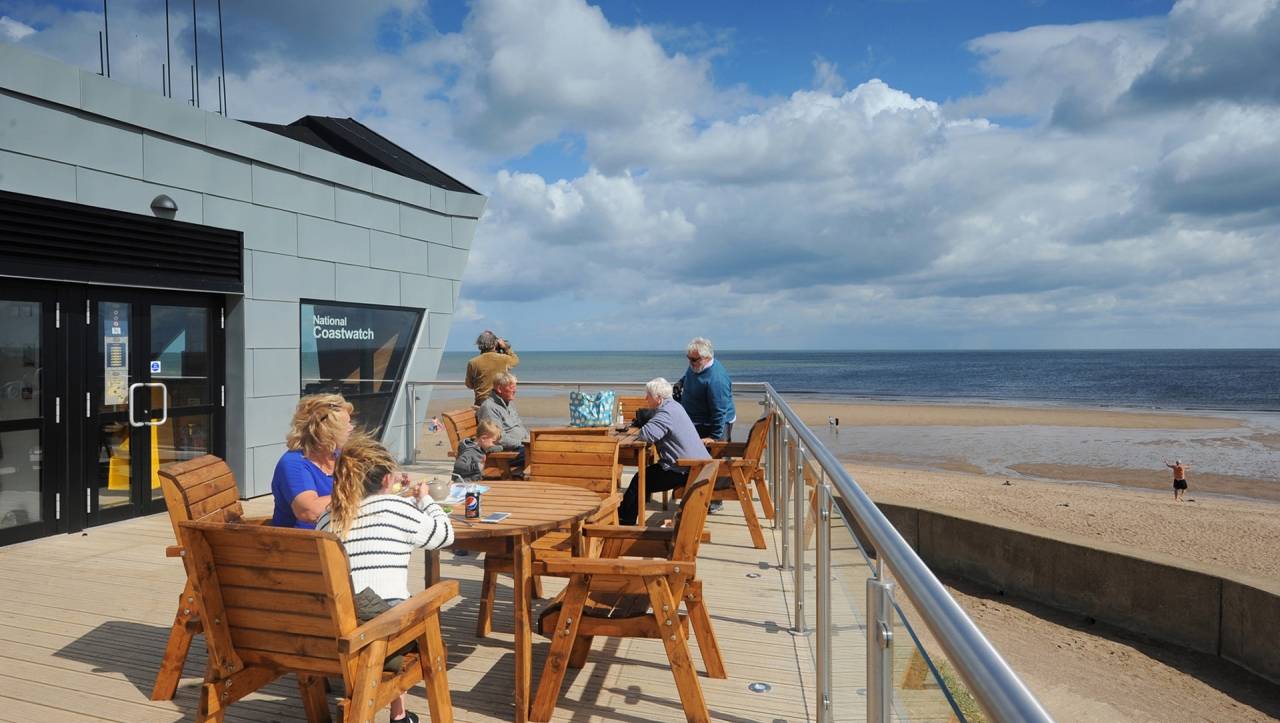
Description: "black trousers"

(619, 464), (687, 525)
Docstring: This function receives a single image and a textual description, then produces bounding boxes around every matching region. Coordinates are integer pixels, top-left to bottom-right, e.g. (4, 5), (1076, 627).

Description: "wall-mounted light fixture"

(150, 194), (178, 219)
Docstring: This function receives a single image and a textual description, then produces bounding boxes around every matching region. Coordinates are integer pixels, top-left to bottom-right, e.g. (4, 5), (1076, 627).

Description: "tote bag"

(568, 390), (617, 427)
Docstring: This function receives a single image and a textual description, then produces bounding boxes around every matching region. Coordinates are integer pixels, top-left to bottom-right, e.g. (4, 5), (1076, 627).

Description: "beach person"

(477, 371), (529, 466)
(270, 394), (354, 528)
(679, 337), (736, 443)
(317, 432), (453, 723)
(1166, 459), (1191, 501)
(454, 419), (502, 482)
(465, 330), (519, 405)
(427, 415), (441, 433)
(618, 378), (712, 525)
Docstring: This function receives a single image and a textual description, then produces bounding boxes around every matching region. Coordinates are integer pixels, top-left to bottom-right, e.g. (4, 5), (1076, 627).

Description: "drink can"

(464, 487), (481, 519)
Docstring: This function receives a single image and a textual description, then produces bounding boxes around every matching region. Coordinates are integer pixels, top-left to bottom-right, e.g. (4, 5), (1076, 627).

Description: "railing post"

(816, 480), (832, 723)
(779, 424), (791, 571)
(867, 572), (895, 723)
(792, 440), (806, 633)
(406, 382), (418, 465)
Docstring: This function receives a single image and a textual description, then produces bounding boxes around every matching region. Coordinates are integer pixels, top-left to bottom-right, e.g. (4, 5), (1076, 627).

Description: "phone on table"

(480, 512), (510, 523)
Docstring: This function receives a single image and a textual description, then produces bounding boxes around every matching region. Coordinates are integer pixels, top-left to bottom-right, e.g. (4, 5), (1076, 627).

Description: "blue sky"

(3, 0), (1277, 351)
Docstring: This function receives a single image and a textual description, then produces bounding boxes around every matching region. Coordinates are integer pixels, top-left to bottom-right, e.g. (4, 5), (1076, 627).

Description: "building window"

(300, 300), (423, 435)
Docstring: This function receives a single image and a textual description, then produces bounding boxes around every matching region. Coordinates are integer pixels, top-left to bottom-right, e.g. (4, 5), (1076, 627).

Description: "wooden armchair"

(441, 407), (520, 478)
(176, 520), (458, 723)
(616, 395), (649, 426)
(152, 455), (268, 701)
(698, 413), (775, 549)
(473, 433), (624, 637)
(531, 460), (726, 722)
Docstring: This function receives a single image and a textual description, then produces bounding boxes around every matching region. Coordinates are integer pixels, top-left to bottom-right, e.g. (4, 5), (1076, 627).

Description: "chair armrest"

(339, 580), (459, 654)
(539, 558), (694, 578)
(706, 441), (746, 458)
(675, 458), (719, 470)
(582, 524), (675, 541)
(488, 451), (520, 462)
(240, 515), (271, 526)
(589, 493), (623, 523)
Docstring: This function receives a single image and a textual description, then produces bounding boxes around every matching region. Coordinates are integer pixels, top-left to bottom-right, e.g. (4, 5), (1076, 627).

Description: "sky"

(2, 0), (1278, 351)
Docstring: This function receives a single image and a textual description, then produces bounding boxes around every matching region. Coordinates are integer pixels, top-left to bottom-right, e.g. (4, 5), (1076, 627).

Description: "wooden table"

(611, 427), (657, 519)
(424, 480), (603, 722)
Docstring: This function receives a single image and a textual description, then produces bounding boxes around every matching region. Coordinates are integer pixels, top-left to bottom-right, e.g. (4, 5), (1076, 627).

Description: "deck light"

(748, 682), (772, 693)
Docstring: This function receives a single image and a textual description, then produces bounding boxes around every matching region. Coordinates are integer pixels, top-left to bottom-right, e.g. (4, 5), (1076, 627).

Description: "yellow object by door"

(107, 426), (161, 490)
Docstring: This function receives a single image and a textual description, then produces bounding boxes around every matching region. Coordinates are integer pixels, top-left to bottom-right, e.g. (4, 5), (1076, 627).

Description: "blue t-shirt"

(270, 450), (334, 529)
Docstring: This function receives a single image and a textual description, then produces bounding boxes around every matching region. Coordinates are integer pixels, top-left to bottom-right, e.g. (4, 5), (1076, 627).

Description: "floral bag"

(568, 390), (617, 427)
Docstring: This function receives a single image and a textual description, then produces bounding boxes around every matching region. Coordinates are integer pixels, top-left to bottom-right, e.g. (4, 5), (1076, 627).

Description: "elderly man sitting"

(477, 371), (529, 467)
(618, 377), (711, 525)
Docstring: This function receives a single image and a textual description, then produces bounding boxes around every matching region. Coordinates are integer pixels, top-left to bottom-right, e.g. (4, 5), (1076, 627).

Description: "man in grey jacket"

(477, 371), (529, 465)
(618, 377), (711, 525)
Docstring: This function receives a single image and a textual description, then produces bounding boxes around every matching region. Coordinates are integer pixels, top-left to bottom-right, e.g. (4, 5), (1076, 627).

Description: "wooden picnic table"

(424, 480), (603, 722)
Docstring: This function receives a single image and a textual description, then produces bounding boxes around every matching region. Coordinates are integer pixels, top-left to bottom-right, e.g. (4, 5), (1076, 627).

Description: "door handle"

(127, 382), (168, 427)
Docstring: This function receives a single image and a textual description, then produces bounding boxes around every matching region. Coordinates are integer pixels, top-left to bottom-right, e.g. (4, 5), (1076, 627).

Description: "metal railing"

(402, 378), (1053, 722)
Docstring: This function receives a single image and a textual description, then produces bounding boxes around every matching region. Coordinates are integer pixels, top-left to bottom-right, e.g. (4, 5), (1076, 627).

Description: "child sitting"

(453, 419), (502, 482)
(318, 432), (454, 723)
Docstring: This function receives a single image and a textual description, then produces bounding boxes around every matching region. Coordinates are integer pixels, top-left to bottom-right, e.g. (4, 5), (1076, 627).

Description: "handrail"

(403, 378), (1051, 722)
(760, 383), (1052, 723)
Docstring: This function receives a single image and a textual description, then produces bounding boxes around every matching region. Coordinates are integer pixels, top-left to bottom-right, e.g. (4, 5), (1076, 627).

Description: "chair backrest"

(176, 520), (358, 677)
(741, 413), (773, 466)
(525, 433), (623, 496)
(441, 407), (477, 457)
(158, 455), (244, 541)
(670, 461), (719, 563)
(616, 396), (649, 425)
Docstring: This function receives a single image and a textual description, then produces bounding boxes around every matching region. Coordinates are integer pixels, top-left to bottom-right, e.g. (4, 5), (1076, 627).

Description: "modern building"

(0, 43), (482, 546)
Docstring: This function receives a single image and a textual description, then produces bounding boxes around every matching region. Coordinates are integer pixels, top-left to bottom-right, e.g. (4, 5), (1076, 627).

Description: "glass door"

(0, 283), (62, 546)
(83, 291), (223, 525)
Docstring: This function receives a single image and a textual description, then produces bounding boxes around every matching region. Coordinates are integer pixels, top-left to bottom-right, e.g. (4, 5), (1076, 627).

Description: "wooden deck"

(0, 464), (826, 722)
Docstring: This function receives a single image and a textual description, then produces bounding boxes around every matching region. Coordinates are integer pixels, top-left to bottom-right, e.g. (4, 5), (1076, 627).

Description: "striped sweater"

(317, 494), (455, 601)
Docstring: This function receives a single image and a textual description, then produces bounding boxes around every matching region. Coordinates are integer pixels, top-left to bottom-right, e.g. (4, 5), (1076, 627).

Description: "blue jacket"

(680, 358), (735, 440)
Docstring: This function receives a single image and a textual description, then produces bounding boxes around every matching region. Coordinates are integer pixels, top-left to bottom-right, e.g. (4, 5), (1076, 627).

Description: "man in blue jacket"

(680, 336), (736, 442)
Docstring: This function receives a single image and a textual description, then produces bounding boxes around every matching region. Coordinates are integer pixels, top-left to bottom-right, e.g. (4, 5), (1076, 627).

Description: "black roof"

(244, 116), (478, 195)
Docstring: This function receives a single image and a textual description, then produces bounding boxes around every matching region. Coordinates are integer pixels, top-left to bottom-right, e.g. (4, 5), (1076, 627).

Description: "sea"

(434, 349), (1280, 487)
(439, 349), (1280, 412)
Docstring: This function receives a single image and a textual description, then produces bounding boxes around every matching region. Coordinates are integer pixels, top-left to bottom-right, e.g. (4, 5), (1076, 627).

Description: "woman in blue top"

(270, 393), (355, 528)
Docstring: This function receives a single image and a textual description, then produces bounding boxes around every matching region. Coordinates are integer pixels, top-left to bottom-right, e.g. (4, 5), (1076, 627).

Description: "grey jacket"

(637, 399), (710, 472)
(477, 393), (529, 451)
(453, 437), (486, 482)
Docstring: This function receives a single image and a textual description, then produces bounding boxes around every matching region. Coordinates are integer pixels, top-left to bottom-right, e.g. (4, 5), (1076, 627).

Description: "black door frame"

(0, 280), (65, 546)
(73, 285), (226, 528)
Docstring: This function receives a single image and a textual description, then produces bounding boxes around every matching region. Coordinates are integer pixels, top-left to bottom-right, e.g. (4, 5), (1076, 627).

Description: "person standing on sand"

(1165, 459), (1191, 501)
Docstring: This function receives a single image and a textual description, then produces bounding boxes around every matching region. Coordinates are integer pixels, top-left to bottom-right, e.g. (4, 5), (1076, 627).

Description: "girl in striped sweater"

(318, 432), (454, 723)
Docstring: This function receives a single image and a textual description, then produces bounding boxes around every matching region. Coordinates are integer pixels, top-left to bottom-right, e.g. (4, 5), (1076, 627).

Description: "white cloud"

(0, 15), (35, 42)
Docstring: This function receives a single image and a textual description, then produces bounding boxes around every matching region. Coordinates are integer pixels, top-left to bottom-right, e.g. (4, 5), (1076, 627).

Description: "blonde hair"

(286, 394), (354, 458)
(475, 419), (501, 441)
(329, 431), (396, 540)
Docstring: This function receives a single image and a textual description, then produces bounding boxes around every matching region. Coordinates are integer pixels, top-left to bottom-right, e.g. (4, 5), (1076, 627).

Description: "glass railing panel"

(829, 498), (877, 721)
(889, 597), (973, 722)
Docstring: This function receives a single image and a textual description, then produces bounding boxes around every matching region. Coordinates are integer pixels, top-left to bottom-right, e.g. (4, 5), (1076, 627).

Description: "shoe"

(708, 501), (724, 514)
(391, 713), (419, 723)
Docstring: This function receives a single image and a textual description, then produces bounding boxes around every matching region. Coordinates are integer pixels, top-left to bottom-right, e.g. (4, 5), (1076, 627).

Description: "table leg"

(424, 548), (441, 589)
(513, 533), (533, 723)
(637, 456), (647, 524)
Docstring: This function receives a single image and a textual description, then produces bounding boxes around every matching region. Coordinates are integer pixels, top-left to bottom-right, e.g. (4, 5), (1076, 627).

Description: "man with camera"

(465, 330), (520, 406)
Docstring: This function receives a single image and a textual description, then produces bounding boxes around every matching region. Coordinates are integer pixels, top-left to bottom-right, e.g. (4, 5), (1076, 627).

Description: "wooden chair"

(473, 433), (624, 637)
(531, 460), (726, 722)
(696, 414), (775, 549)
(176, 519), (458, 723)
(152, 455), (268, 701)
(441, 407), (519, 478)
(616, 395), (649, 426)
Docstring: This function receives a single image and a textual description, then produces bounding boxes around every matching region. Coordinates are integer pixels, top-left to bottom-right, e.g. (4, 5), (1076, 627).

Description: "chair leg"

(645, 576), (709, 722)
(476, 560), (498, 637)
(754, 469), (775, 521)
(151, 582), (198, 700)
(568, 635), (593, 669)
(197, 681), (226, 723)
(419, 613), (455, 723)
(685, 581), (726, 679)
(532, 573), (545, 600)
(734, 470), (768, 550)
(347, 640), (388, 723)
(298, 674), (331, 722)
(531, 573), (592, 722)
